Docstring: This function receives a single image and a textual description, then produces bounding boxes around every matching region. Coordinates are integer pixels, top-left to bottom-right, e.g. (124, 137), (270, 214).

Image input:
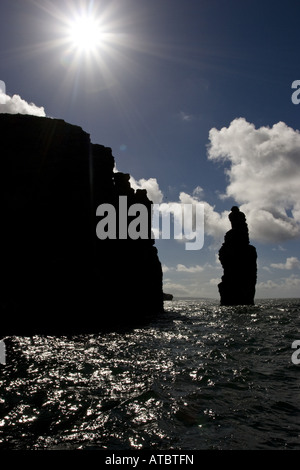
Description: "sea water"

(0, 298), (299, 450)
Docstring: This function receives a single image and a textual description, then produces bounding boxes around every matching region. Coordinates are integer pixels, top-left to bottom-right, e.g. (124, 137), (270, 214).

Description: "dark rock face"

(1, 114), (163, 335)
(218, 206), (257, 306)
(163, 293), (173, 301)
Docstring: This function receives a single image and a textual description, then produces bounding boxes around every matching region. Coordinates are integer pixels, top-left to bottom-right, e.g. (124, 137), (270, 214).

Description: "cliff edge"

(1, 114), (163, 334)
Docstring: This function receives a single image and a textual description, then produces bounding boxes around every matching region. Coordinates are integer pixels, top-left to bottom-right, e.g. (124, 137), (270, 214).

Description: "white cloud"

(129, 176), (163, 204)
(271, 256), (300, 270)
(285, 275), (300, 288)
(207, 118), (300, 243)
(114, 118), (300, 248)
(0, 80), (5, 94)
(257, 279), (279, 290)
(179, 191), (229, 243)
(127, 176), (228, 246)
(192, 186), (204, 197)
(176, 264), (204, 273)
(257, 275), (300, 292)
(138, 117), (300, 246)
(163, 282), (191, 296)
(162, 264), (171, 273)
(0, 91), (46, 117)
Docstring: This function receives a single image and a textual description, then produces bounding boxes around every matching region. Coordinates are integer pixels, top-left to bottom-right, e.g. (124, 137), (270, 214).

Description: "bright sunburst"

(25, 0), (158, 94)
(68, 15), (102, 52)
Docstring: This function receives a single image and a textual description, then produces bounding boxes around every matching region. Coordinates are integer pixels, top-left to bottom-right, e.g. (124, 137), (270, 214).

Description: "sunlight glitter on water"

(0, 299), (300, 450)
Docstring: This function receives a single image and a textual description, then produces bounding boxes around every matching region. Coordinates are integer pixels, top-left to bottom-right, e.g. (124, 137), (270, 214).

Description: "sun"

(68, 14), (102, 52)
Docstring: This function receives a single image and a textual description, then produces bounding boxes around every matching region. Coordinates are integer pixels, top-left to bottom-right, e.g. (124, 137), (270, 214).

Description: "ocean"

(0, 298), (299, 452)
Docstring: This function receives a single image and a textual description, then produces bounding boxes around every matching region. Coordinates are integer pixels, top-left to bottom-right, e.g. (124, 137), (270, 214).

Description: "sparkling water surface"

(0, 299), (299, 450)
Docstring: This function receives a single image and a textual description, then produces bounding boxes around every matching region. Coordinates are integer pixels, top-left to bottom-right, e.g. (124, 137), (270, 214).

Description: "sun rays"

(67, 14), (103, 53)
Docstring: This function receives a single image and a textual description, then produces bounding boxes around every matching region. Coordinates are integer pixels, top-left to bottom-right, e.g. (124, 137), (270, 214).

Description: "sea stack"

(218, 206), (257, 306)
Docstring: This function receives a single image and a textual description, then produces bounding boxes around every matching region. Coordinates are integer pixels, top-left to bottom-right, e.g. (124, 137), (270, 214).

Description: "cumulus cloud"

(176, 264), (204, 273)
(141, 118), (300, 245)
(257, 275), (300, 291)
(0, 90), (46, 117)
(207, 118), (300, 243)
(179, 191), (229, 243)
(0, 80), (5, 94)
(162, 264), (171, 273)
(111, 117), (300, 247)
(163, 281), (191, 295)
(129, 176), (163, 204)
(271, 257), (300, 270)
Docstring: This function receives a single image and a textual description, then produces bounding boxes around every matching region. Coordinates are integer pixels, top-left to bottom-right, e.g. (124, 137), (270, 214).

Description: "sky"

(1, 0), (300, 299)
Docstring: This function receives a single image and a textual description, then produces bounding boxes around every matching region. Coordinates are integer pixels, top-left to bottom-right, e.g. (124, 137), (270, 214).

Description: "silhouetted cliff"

(1, 114), (163, 334)
(218, 206), (257, 306)
(163, 293), (173, 301)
